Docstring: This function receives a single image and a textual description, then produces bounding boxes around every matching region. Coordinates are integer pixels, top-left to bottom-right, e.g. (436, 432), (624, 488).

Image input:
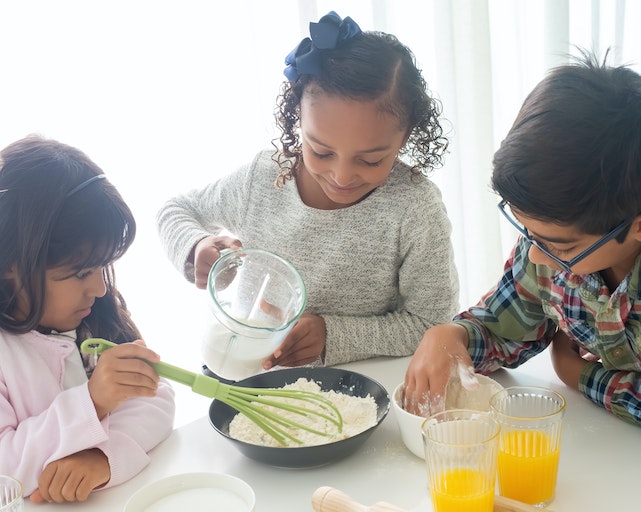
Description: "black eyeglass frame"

(497, 200), (632, 273)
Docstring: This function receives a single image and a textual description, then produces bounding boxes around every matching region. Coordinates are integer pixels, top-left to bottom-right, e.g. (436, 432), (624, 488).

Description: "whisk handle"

(80, 338), (224, 398)
(80, 337), (117, 355)
(190, 372), (224, 398)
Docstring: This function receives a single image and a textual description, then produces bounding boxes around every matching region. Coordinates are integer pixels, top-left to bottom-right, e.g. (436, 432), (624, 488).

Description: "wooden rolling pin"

(311, 486), (554, 512)
(312, 486), (405, 512)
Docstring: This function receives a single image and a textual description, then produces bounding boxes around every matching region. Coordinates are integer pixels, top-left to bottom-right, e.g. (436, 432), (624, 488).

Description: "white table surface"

(25, 350), (640, 511)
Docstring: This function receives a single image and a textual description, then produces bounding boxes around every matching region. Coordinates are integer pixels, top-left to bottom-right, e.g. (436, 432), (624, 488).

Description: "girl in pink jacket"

(0, 136), (175, 503)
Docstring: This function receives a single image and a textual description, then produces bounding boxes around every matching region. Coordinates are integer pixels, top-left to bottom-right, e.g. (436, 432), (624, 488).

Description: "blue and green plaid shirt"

(455, 236), (641, 426)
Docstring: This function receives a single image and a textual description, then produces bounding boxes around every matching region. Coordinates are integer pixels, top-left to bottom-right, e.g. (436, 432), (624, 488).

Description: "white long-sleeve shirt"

(0, 329), (175, 496)
(157, 150), (459, 365)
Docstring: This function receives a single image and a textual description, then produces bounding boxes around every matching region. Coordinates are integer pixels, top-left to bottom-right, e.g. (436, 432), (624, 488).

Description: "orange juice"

(497, 430), (560, 504)
(430, 468), (494, 512)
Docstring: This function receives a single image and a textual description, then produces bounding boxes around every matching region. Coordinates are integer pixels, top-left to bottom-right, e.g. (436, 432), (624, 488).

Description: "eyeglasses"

(497, 200), (632, 273)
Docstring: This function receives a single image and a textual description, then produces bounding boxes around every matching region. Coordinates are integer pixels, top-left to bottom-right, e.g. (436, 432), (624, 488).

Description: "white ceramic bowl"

(392, 375), (504, 459)
(124, 472), (255, 512)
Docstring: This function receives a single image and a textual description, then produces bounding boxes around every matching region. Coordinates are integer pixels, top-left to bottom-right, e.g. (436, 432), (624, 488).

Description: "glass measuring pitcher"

(201, 248), (307, 381)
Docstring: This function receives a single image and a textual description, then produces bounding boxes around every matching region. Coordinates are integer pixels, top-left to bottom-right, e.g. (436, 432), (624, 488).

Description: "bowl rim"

(123, 472), (255, 511)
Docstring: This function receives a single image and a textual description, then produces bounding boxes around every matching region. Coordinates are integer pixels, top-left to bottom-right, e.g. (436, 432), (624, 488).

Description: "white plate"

(124, 472), (255, 512)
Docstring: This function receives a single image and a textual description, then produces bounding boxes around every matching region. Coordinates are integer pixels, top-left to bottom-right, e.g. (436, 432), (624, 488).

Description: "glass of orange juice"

(489, 386), (565, 507)
(422, 409), (500, 512)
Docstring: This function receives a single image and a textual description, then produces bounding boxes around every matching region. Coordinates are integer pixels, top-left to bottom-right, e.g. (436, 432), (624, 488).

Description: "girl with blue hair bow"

(157, 11), (459, 372)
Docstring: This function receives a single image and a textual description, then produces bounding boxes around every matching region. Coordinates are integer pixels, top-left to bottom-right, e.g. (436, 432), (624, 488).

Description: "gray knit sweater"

(156, 150), (459, 365)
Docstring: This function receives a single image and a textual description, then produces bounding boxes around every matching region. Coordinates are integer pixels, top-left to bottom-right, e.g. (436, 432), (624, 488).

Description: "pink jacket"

(0, 329), (175, 496)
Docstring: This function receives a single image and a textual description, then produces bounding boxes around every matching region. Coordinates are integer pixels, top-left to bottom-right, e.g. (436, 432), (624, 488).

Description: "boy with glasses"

(404, 52), (641, 426)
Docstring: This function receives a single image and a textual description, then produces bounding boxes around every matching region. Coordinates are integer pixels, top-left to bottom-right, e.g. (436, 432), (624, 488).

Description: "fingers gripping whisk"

(80, 338), (342, 445)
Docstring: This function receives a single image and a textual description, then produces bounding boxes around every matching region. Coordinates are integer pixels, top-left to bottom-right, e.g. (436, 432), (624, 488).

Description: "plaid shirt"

(455, 236), (641, 426)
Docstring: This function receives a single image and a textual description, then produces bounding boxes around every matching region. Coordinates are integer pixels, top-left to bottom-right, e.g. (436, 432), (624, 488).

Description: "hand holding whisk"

(80, 338), (343, 446)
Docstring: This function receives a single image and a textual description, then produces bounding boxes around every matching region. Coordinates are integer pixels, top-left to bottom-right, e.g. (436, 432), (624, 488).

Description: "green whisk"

(80, 338), (343, 446)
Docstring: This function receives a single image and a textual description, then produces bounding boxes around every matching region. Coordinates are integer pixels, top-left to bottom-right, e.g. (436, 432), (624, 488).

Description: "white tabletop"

(25, 351), (639, 511)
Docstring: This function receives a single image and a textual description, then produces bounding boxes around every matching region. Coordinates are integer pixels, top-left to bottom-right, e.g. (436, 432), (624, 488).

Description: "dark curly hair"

(273, 31), (448, 186)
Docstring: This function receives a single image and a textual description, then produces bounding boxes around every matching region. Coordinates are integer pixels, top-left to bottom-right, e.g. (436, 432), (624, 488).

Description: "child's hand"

(550, 330), (585, 390)
(263, 314), (326, 369)
(29, 448), (110, 503)
(403, 323), (471, 416)
(88, 340), (161, 419)
(192, 235), (242, 289)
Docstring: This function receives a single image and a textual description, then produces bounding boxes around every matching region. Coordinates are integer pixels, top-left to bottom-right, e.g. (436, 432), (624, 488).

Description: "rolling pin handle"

(311, 487), (407, 512)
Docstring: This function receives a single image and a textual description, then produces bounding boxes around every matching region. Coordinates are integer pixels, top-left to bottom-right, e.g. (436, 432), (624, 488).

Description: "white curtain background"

(2, 0), (639, 426)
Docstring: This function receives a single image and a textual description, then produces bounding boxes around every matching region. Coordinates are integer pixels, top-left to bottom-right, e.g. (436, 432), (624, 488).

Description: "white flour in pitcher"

(228, 377), (377, 447)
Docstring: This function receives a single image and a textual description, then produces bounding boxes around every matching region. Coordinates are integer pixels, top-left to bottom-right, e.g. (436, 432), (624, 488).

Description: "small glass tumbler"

(0, 476), (23, 512)
(422, 409), (500, 512)
(489, 386), (565, 507)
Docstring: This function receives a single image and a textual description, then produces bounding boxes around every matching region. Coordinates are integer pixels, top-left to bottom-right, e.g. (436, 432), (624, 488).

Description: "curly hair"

(273, 31), (448, 186)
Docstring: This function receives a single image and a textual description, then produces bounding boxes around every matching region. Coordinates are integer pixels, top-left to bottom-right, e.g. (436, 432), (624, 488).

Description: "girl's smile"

(297, 90), (408, 210)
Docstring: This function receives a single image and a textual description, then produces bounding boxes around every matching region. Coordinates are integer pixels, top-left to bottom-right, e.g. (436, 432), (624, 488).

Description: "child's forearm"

(550, 330), (583, 389)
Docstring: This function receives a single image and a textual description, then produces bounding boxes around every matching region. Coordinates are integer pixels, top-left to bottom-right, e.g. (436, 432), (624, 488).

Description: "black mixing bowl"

(208, 367), (390, 468)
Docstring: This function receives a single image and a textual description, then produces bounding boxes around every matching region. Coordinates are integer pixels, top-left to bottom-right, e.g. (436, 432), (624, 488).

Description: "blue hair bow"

(283, 11), (362, 82)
